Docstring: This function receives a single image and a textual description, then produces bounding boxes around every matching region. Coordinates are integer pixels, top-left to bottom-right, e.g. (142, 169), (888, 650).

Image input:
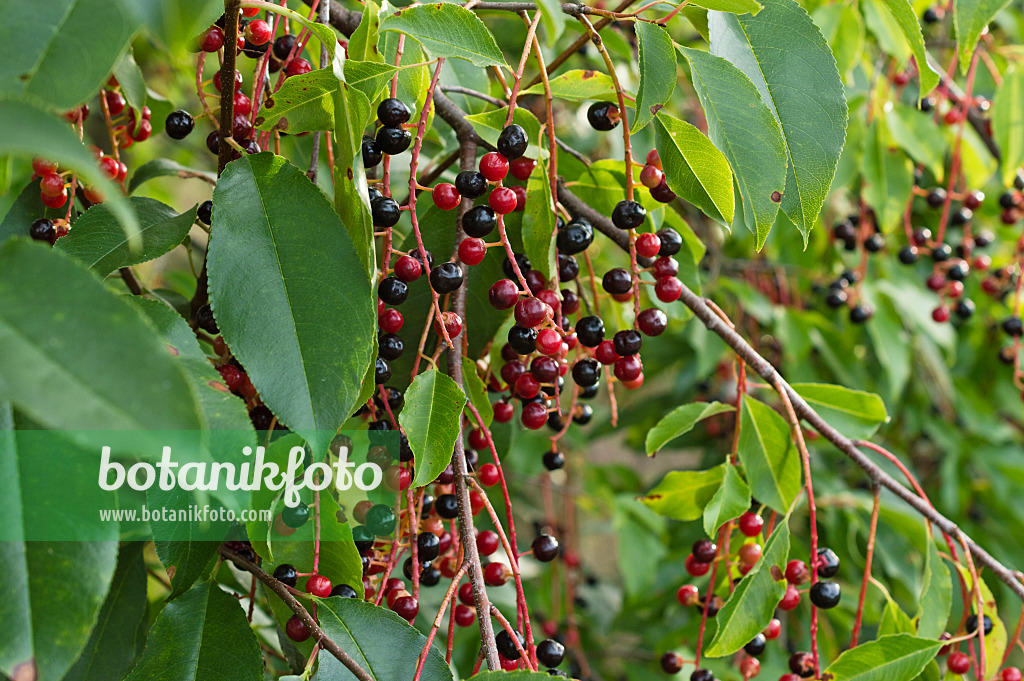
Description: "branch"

(217, 546), (375, 681)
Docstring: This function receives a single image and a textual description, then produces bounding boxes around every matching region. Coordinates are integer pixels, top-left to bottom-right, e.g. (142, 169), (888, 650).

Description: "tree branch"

(218, 546), (375, 681)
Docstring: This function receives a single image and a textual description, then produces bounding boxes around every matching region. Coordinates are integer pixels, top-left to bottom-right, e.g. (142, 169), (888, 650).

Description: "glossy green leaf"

(737, 395), (801, 513)
(792, 383), (889, 440)
(709, 0), (848, 243)
(112, 49), (147, 110)
(379, 4), (508, 68)
(687, 0), (761, 11)
(646, 401), (735, 455)
(824, 634), (944, 681)
(640, 465), (727, 521)
(0, 99), (136, 237)
(679, 47), (786, 248)
(814, 2), (864, 77)
(401, 368), (467, 487)
(521, 69), (619, 101)
(346, 60), (399, 102)
(877, 0), (940, 96)
(317, 598), (453, 681)
(129, 0), (222, 51)
(57, 198), (197, 277)
(124, 581), (263, 681)
(522, 157), (557, 281)
(653, 112), (735, 225)
(993, 68), (1024, 186)
(462, 356), (494, 429)
(632, 23), (676, 132)
(704, 519), (789, 656)
(535, 0), (567, 47)
(0, 178), (65, 244)
(703, 464), (750, 537)
(127, 158), (216, 195)
(884, 104), (947, 179)
(257, 68), (338, 133)
(0, 240), (201, 430)
(0, 414), (119, 681)
(954, 0), (1012, 74)
(62, 543), (148, 681)
(349, 0), (384, 62)
(207, 153), (375, 456)
(0, 0), (136, 110)
(332, 81), (376, 280)
(915, 535), (952, 640)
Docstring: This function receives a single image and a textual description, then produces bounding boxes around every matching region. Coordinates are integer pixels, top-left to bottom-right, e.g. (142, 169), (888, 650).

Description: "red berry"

(478, 463), (500, 486)
(489, 187), (517, 215)
(595, 340), (619, 365)
(454, 604), (476, 626)
(652, 256), (679, 279)
(655, 277), (682, 302)
(509, 157), (536, 180)
(99, 156), (120, 180)
(469, 428), (488, 450)
(433, 311), (463, 339)
(944, 108), (964, 125)
(676, 584), (699, 606)
(646, 149), (662, 168)
(535, 328), (562, 356)
(500, 657), (519, 671)
(285, 58), (312, 78)
(946, 280), (964, 298)
(476, 530), (500, 556)
(214, 68), (243, 93)
(233, 91), (252, 116)
(432, 182), (460, 210)
(218, 365), (245, 391)
(469, 490), (485, 515)
(636, 232), (661, 258)
(458, 238), (486, 266)
(685, 554), (710, 577)
(512, 185), (526, 211)
(458, 581), (475, 605)
(130, 119), (152, 141)
(521, 402), (547, 429)
(493, 401), (514, 423)
(479, 152), (509, 182)
(738, 511), (764, 537)
(41, 189), (68, 209)
(515, 374), (541, 399)
(380, 308), (404, 333)
(948, 652), (971, 675)
(245, 19), (272, 45)
(639, 164), (664, 189)
(785, 559), (809, 584)
(489, 279), (519, 310)
(764, 618), (782, 639)
(514, 297), (550, 328)
(393, 595), (419, 622)
(637, 308), (668, 337)
(740, 658), (761, 678)
(200, 26), (225, 52)
(285, 615), (311, 642)
(241, 6), (259, 17)
(779, 584), (801, 610)
(394, 255), (422, 282)
(1002, 668), (1022, 681)
(40, 172), (65, 197)
(926, 274), (946, 291)
(738, 543), (762, 565)
(33, 158), (58, 176)
(306, 574), (332, 597)
(614, 355), (642, 381)
(484, 562), (511, 586)
(105, 90), (126, 116)
(932, 305), (951, 323)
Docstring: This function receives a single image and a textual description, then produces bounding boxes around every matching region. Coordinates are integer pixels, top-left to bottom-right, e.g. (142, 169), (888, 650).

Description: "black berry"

(165, 110), (194, 139)
(362, 135), (383, 168)
(378, 332), (404, 361)
(273, 563), (298, 587)
(375, 357), (392, 384)
(196, 304), (219, 334)
(744, 633), (766, 657)
(371, 196), (401, 227)
(809, 580), (841, 609)
(556, 219), (594, 255)
(543, 450), (565, 470)
(536, 638), (565, 667)
(430, 262), (464, 294)
(611, 200), (646, 230)
(417, 532), (440, 561)
(378, 277), (408, 306)
(533, 534), (559, 562)
(435, 493), (459, 519)
(575, 316), (605, 347)
(496, 629), (526, 659)
(455, 170), (488, 199)
(571, 358), (601, 387)
(463, 205), (496, 238)
(197, 200), (213, 225)
(29, 218), (55, 243)
(377, 97), (411, 127)
(330, 583), (358, 598)
(657, 227), (681, 256)
(376, 126), (411, 155)
(816, 547), (840, 577)
(508, 325), (538, 354)
(497, 124), (528, 160)
(602, 268), (632, 295)
(613, 329), (642, 356)
(587, 101), (619, 131)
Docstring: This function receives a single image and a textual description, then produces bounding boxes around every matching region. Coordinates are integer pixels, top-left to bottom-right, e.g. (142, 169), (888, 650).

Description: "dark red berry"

(285, 615), (311, 641)
(458, 238), (486, 266)
(432, 183), (460, 210)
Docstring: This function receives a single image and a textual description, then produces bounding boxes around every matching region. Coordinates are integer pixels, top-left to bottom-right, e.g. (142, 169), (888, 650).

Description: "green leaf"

(462, 356), (493, 429)
(653, 112), (735, 225)
(993, 68), (1024, 187)
(679, 47), (786, 248)
(703, 465), (751, 537)
(346, 60), (399, 102)
(379, 4), (508, 68)
(824, 634), (944, 681)
(709, 0), (848, 243)
(0, 178), (65, 244)
(915, 535), (951, 640)
(877, 0), (940, 96)
(0, 415), (119, 681)
(736, 395), (801, 513)
(687, 0), (761, 11)
(0, 0), (137, 110)
(0, 99), (136, 238)
(521, 69), (619, 101)
(127, 158), (216, 195)
(207, 153), (376, 455)
(884, 104), (947, 179)
(646, 401), (735, 455)
(62, 543), (148, 681)
(632, 23), (676, 133)
(349, 0), (384, 63)
(332, 82), (376, 281)
(112, 49), (146, 110)
(535, 0), (567, 47)
(813, 2), (864, 77)
(954, 0), (1012, 74)
(124, 581), (263, 681)
(129, 0), (222, 52)
(952, 564), (1007, 678)
(791, 383), (889, 440)
(0, 240), (201, 430)
(640, 465), (727, 521)
(400, 369), (467, 487)
(317, 598), (453, 681)
(57, 198), (197, 277)
(522, 157), (557, 281)
(704, 519), (789, 657)
(257, 68), (338, 133)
